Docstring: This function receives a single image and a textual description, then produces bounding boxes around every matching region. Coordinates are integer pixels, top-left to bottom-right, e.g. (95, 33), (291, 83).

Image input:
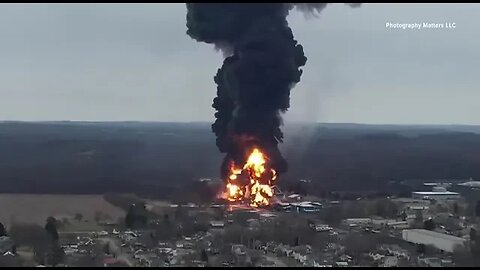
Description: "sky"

(0, 3), (479, 125)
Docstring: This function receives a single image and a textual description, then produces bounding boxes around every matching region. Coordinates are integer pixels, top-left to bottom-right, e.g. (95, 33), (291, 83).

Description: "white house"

(412, 191), (461, 201)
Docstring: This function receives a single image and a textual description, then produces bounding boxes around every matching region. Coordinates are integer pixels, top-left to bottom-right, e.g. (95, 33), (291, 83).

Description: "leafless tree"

(9, 223), (50, 263)
(74, 213), (83, 222)
(344, 232), (377, 258)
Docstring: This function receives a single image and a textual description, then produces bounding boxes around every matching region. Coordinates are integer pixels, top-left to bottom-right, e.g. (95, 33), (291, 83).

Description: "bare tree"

(94, 211), (103, 223)
(45, 217), (59, 242)
(45, 243), (65, 266)
(74, 213), (83, 222)
(224, 223), (244, 244)
(323, 206), (343, 225)
(344, 232), (377, 259)
(9, 223), (50, 263)
(0, 222), (6, 236)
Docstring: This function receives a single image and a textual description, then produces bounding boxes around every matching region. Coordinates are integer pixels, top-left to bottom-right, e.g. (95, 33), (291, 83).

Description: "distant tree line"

(1, 123), (480, 197)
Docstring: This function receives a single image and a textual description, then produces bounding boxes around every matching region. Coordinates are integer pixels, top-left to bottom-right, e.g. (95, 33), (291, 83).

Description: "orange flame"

(224, 148), (277, 207)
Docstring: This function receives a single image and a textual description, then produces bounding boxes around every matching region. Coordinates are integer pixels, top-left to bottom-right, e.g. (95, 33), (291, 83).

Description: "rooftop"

(458, 181), (480, 187)
(404, 229), (466, 242)
(412, 191), (459, 195)
(291, 202), (321, 207)
(210, 221), (225, 227)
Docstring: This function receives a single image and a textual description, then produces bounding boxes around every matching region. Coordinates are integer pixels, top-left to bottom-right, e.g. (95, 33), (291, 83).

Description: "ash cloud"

(186, 3), (360, 179)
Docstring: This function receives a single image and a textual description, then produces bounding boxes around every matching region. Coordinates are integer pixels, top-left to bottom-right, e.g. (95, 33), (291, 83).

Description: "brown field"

(0, 194), (125, 228)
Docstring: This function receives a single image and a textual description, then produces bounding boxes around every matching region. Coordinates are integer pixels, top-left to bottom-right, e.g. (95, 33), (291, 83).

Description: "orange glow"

(224, 147), (277, 207)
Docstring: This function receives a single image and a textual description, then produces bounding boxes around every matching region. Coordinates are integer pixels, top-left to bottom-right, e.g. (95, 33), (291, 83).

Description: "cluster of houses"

(117, 230), (211, 267)
(368, 244), (410, 267)
(261, 241), (341, 267)
(62, 238), (93, 256)
(343, 217), (410, 230)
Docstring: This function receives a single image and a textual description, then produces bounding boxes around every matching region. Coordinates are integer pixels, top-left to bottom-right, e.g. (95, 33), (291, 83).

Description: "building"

(287, 194), (302, 202)
(408, 205), (429, 211)
(412, 184), (461, 201)
(412, 191), (461, 200)
(418, 257), (442, 267)
(314, 224), (332, 232)
(290, 202), (322, 213)
(457, 179), (480, 188)
(274, 201), (322, 213)
(210, 221), (225, 229)
(344, 218), (372, 226)
(424, 182), (452, 188)
(274, 202), (292, 211)
(259, 212), (277, 219)
(372, 219), (396, 226)
(401, 229), (467, 252)
(387, 221), (410, 230)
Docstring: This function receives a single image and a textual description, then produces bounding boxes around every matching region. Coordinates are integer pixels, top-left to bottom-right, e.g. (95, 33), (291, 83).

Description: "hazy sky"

(0, 3), (479, 124)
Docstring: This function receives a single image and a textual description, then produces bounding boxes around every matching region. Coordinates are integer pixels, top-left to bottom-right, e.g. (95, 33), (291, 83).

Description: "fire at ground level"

(219, 147), (279, 208)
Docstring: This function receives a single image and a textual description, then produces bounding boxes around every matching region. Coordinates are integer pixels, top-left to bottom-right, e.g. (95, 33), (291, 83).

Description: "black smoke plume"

(186, 3), (360, 180)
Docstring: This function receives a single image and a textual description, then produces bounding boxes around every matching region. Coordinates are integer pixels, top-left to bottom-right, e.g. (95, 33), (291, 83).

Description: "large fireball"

(224, 148), (277, 207)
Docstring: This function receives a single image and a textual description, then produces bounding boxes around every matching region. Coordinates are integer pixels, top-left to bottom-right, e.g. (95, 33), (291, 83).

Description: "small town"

(1, 179), (480, 267)
(0, 1), (478, 268)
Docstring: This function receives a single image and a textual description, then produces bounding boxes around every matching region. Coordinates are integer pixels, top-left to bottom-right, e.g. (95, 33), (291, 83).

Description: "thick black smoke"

(186, 3), (360, 180)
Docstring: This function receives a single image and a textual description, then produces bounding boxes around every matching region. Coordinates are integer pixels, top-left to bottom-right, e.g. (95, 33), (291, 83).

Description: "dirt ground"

(0, 194), (125, 228)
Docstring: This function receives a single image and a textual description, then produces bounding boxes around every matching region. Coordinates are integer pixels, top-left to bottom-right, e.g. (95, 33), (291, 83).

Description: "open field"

(0, 194), (125, 228)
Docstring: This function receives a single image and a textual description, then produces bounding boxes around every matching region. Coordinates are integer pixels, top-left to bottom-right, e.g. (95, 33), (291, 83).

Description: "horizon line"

(0, 120), (479, 127)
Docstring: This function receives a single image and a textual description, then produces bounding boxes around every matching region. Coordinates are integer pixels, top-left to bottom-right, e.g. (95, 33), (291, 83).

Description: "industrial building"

(456, 179), (480, 188)
(387, 221), (410, 230)
(274, 201), (322, 213)
(412, 186), (461, 200)
(401, 229), (467, 253)
(290, 202), (322, 213)
(412, 191), (461, 200)
(423, 182), (452, 188)
(344, 218), (372, 226)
